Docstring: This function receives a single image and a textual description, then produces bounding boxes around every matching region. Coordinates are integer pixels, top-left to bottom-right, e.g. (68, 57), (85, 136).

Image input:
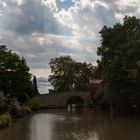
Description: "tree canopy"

(97, 16), (140, 114)
(0, 45), (33, 102)
(48, 56), (94, 92)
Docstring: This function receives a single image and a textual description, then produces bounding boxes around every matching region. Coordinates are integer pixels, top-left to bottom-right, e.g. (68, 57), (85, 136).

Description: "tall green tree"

(33, 76), (39, 95)
(0, 45), (33, 102)
(48, 56), (94, 92)
(97, 16), (140, 114)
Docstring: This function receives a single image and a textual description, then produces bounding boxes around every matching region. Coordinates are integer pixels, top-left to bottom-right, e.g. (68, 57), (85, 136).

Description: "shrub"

(22, 105), (32, 115)
(0, 96), (7, 114)
(8, 98), (23, 118)
(0, 113), (11, 128)
(28, 97), (46, 111)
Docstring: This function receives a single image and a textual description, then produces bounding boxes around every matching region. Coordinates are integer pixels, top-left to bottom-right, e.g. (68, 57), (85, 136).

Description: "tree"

(0, 45), (33, 102)
(33, 76), (39, 95)
(48, 56), (94, 92)
(97, 16), (140, 114)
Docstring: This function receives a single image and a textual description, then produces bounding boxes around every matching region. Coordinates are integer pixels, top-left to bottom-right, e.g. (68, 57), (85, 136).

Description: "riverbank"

(1, 110), (140, 140)
(0, 113), (11, 128)
(1, 95), (140, 129)
(0, 97), (47, 129)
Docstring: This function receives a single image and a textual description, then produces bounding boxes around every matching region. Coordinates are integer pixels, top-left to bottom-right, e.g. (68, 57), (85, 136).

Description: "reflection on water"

(0, 110), (140, 140)
(30, 114), (52, 140)
(30, 113), (99, 140)
(67, 96), (85, 113)
(67, 104), (84, 113)
(0, 115), (31, 140)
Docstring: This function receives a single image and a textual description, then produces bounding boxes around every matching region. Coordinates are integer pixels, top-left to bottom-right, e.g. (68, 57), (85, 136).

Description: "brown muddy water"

(0, 110), (140, 140)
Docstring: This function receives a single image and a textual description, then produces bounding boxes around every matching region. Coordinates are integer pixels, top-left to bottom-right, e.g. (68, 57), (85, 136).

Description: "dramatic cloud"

(0, 0), (71, 35)
(0, 0), (140, 80)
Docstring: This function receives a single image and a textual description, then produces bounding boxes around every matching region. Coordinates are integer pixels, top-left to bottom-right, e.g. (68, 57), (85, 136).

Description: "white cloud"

(115, 0), (140, 19)
(43, 0), (58, 12)
(0, 0), (140, 78)
(16, 0), (23, 5)
(30, 68), (51, 78)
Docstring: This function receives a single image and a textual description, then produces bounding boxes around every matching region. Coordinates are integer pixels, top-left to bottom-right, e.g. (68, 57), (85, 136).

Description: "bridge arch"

(66, 96), (85, 112)
(40, 91), (92, 108)
(67, 96), (84, 105)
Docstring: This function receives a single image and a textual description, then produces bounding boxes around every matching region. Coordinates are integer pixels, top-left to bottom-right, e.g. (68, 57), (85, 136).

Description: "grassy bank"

(0, 113), (11, 128)
(27, 97), (47, 111)
(0, 96), (47, 129)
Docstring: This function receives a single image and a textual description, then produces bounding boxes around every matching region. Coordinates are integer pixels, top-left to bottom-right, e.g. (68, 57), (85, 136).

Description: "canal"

(0, 110), (140, 140)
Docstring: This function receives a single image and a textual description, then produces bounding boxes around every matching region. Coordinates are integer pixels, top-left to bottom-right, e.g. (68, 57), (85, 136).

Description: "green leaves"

(49, 56), (94, 92)
(98, 16), (140, 114)
(0, 45), (33, 102)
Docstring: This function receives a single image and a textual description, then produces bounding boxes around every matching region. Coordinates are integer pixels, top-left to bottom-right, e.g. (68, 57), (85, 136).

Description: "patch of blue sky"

(56, 0), (75, 11)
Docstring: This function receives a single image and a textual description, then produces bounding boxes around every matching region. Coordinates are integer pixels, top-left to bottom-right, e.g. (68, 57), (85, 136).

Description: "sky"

(0, 0), (140, 84)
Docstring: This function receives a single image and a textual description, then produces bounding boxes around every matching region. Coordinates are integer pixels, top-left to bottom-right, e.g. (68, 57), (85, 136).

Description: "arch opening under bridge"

(40, 91), (92, 108)
(67, 96), (85, 112)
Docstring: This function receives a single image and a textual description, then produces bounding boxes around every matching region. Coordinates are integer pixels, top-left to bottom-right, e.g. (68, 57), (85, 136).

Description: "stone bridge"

(40, 91), (92, 108)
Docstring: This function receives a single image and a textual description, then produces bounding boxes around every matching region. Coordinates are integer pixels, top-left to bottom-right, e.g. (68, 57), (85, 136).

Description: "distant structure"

(89, 79), (102, 98)
(39, 80), (102, 109)
(40, 91), (92, 108)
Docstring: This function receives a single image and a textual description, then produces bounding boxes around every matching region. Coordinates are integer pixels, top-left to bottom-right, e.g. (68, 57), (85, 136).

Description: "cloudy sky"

(0, 0), (140, 82)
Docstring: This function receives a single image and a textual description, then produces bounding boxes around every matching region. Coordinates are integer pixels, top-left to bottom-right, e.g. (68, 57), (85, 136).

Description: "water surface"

(0, 110), (140, 140)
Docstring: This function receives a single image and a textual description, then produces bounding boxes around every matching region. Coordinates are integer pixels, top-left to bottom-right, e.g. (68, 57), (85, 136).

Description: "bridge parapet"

(40, 91), (92, 108)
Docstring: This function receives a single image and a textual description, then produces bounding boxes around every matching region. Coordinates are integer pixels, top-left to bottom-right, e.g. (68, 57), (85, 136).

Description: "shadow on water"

(1, 110), (140, 140)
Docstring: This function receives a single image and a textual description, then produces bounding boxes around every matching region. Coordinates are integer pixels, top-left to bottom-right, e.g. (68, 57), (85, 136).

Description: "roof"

(89, 80), (102, 84)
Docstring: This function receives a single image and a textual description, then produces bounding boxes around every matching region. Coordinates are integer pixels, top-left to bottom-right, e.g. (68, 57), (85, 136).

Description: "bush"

(22, 105), (32, 115)
(18, 93), (31, 103)
(28, 97), (47, 111)
(0, 113), (11, 128)
(0, 96), (7, 114)
(8, 98), (23, 118)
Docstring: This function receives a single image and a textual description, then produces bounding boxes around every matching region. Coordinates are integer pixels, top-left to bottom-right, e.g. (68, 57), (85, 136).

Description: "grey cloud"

(97, 0), (119, 4)
(98, 0), (139, 16)
(116, 5), (139, 14)
(37, 77), (49, 85)
(0, 0), (139, 77)
(70, 50), (98, 65)
(0, 0), (72, 35)
(77, 4), (116, 28)
(93, 5), (116, 26)
(70, 2), (117, 60)
(0, 33), (75, 68)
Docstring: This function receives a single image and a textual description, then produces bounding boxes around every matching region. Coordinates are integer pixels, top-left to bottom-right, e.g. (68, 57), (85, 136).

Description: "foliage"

(97, 16), (140, 114)
(8, 98), (24, 117)
(48, 56), (94, 92)
(0, 45), (33, 102)
(28, 97), (46, 111)
(0, 113), (11, 128)
(33, 76), (39, 95)
(0, 95), (7, 114)
(92, 85), (103, 107)
(22, 104), (32, 114)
